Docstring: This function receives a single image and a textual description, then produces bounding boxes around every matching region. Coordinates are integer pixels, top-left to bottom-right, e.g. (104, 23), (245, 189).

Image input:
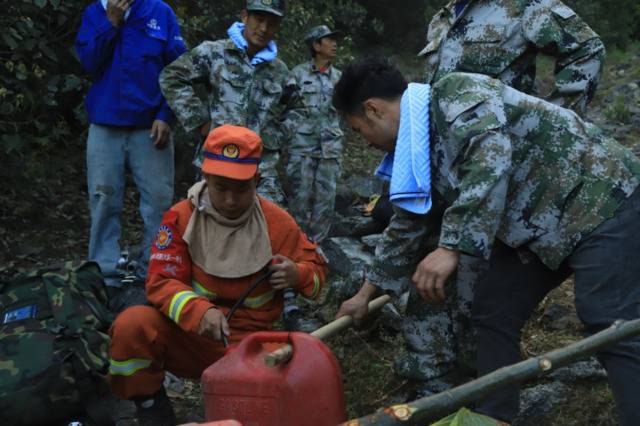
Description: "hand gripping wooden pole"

(264, 294), (392, 367)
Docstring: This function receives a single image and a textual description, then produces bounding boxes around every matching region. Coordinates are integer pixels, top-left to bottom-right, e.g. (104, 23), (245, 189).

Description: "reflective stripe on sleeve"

(168, 291), (199, 324)
(310, 273), (320, 299)
(109, 358), (152, 376)
(192, 279), (217, 300)
(243, 289), (275, 308)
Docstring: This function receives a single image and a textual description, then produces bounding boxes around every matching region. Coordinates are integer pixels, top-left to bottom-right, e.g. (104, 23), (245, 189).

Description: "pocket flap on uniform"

(263, 80), (283, 95)
(462, 24), (506, 43)
(444, 97), (487, 123)
(551, 4), (576, 20)
(301, 83), (317, 93)
(220, 67), (247, 88)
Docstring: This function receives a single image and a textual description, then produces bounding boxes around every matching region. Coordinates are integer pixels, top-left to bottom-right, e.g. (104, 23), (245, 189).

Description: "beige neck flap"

(182, 181), (272, 278)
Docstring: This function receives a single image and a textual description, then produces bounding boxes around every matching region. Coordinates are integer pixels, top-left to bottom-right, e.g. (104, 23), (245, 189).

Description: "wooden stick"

(342, 318), (640, 425)
(264, 294), (392, 367)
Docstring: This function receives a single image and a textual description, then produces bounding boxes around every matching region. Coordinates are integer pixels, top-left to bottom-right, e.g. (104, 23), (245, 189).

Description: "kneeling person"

(108, 125), (326, 425)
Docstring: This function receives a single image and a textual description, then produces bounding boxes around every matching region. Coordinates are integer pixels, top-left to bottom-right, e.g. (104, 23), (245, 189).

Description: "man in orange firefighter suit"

(108, 124), (327, 426)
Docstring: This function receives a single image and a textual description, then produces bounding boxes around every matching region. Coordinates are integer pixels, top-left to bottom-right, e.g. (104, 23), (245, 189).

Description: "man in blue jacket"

(75, 0), (186, 308)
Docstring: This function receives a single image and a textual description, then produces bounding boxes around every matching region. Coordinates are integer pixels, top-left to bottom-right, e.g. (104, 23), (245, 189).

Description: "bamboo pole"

(264, 294), (392, 367)
(342, 318), (640, 426)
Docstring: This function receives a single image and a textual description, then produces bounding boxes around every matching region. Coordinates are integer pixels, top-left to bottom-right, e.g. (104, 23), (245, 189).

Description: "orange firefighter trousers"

(109, 305), (250, 399)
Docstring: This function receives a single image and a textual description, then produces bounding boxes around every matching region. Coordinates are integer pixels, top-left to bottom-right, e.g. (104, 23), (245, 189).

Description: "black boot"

(134, 387), (177, 426)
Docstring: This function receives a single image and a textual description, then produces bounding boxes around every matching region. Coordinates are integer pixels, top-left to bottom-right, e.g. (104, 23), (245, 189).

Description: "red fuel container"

(201, 331), (346, 426)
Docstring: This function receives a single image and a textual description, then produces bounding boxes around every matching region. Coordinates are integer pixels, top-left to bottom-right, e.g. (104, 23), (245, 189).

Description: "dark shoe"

(107, 283), (148, 314)
(283, 309), (323, 333)
(134, 388), (176, 426)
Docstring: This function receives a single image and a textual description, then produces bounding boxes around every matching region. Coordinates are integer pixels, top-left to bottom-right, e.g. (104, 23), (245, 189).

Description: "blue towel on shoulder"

(227, 22), (278, 67)
(375, 83), (432, 215)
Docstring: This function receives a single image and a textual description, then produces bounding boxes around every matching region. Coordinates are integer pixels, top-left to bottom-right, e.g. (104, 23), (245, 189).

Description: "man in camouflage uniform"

(393, 0), (607, 394)
(420, 0), (605, 115)
(159, 0), (293, 204)
(334, 58), (640, 424)
(284, 25), (344, 243)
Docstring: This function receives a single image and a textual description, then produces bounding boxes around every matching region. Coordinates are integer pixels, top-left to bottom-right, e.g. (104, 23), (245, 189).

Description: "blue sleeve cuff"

(156, 101), (176, 125)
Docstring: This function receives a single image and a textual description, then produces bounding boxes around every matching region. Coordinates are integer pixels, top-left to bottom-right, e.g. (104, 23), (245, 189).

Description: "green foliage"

(552, 0), (639, 49)
(169, 0), (367, 67)
(0, 0), (88, 155)
(605, 93), (632, 123)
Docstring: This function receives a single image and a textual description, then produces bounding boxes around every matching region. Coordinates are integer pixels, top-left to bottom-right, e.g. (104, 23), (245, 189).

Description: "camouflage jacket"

(368, 73), (640, 294)
(420, 0), (605, 114)
(159, 38), (294, 164)
(283, 61), (344, 158)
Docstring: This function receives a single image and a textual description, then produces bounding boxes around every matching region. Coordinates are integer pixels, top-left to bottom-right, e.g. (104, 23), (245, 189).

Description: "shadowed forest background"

(1, 0), (638, 162)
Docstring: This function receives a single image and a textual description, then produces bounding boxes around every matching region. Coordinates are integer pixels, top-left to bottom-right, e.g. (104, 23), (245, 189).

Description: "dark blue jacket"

(75, 0), (186, 127)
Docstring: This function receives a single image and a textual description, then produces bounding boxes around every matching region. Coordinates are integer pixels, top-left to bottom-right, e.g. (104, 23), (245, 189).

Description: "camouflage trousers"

(257, 148), (287, 206)
(394, 254), (488, 382)
(286, 155), (341, 242)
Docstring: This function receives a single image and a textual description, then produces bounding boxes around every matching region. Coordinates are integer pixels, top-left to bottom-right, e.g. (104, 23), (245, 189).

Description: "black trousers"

(473, 188), (640, 425)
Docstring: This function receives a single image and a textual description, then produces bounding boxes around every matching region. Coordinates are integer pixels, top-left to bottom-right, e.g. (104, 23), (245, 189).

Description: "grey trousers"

(474, 188), (640, 425)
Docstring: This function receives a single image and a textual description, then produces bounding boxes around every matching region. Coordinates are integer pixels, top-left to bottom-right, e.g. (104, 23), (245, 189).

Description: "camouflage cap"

(304, 25), (343, 45)
(246, 0), (285, 17)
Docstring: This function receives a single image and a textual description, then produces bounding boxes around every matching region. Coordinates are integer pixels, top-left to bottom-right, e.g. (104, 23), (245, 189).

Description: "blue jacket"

(75, 0), (186, 127)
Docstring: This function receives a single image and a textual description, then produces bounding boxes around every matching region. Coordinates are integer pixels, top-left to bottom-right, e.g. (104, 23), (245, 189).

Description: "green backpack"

(0, 261), (114, 425)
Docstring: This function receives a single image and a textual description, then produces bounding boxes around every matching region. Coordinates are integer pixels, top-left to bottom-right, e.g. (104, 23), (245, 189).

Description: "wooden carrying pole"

(342, 318), (640, 426)
(264, 294), (392, 367)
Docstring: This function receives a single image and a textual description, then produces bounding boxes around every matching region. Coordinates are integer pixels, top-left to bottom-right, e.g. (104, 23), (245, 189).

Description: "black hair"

(332, 57), (407, 115)
(309, 41), (317, 58)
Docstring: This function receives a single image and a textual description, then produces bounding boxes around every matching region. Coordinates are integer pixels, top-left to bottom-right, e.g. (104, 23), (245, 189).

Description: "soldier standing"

(420, 0), (606, 114)
(159, 0), (293, 204)
(334, 58), (640, 425)
(284, 25), (344, 243)
(372, 0), (607, 398)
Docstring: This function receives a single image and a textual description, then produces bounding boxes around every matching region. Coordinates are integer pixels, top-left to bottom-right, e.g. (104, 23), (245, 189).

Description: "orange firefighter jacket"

(146, 196), (327, 334)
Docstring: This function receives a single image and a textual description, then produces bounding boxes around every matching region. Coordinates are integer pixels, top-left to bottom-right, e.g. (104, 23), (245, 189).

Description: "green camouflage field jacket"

(420, 0), (605, 114)
(368, 73), (640, 294)
(159, 38), (294, 168)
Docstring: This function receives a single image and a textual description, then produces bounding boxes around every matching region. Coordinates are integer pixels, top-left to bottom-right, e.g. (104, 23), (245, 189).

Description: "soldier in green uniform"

(334, 58), (640, 425)
(284, 25), (344, 243)
(393, 0), (607, 396)
(420, 0), (605, 115)
(159, 0), (293, 204)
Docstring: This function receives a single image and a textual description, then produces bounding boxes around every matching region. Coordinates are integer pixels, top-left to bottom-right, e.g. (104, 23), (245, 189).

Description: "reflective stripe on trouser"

(191, 279), (275, 308)
(394, 254), (487, 381)
(286, 155), (340, 242)
(108, 305), (249, 399)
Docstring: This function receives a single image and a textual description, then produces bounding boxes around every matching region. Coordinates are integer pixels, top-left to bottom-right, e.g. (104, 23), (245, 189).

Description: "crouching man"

(333, 58), (640, 424)
(108, 125), (326, 426)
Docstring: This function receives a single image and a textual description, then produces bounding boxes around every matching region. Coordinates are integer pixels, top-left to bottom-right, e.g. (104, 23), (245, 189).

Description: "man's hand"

(151, 120), (171, 149)
(411, 247), (460, 302)
(106, 0), (132, 27)
(335, 280), (379, 326)
(198, 308), (230, 341)
(199, 121), (212, 138)
(269, 254), (299, 290)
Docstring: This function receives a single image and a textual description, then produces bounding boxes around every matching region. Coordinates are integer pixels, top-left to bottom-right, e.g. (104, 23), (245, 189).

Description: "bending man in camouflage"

(159, 0), (293, 204)
(392, 0), (606, 395)
(284, 25), (344, 243)
(334, 58), (640, 425)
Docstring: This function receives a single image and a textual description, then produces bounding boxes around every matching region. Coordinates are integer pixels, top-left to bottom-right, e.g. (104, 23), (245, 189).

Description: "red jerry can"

(201, 331), (346, 426)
